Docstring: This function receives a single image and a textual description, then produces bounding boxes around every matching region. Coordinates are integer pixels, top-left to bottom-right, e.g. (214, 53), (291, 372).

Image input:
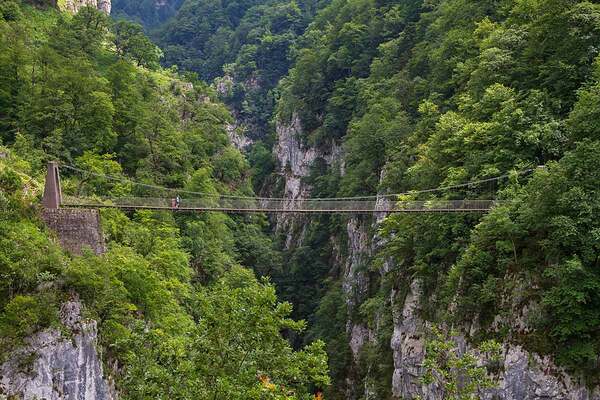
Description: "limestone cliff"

(214, 74), (258, 151)
(272, 111), (600, 399)
(0, 209), (113, 400)
(273, 114), (342, 248)
(390, 280), (600, 399)
(272, 114), (379, 397)
(215, 76), (252, 151)
(58, 0), (111, 14)
(0, 298), (115, 400)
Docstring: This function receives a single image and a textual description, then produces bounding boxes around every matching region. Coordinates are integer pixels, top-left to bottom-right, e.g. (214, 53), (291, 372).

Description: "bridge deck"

(61, 196), (500, 213)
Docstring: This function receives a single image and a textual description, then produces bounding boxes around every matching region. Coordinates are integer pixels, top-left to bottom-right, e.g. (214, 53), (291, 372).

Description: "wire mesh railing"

(58, 164), (534, 201)
(61, 196), (500, 213)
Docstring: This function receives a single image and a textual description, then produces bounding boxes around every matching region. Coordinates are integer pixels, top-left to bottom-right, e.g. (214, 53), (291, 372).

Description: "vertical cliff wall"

(0, 298), (115, 400)
(273, 115), (381, 397)
(272, 112), (600, 399)
(390, 279), (600, 399)
(0, 209), (114, 399)
(274, 114), (343, 248)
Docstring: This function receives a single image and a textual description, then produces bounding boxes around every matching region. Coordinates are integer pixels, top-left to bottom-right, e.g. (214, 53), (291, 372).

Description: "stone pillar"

(41, 209), (106, 255)
(42, 161), (62, 209)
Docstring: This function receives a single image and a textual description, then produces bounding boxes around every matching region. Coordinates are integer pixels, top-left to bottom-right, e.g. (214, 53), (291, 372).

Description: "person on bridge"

(176, 195), (181, 208)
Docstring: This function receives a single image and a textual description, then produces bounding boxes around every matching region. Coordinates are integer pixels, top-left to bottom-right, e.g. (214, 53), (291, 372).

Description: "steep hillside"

(267, 0), (600, 398)
(5, 0), (600, 398)
(0, 2), (328, 398)
(155, 0), (328, 174)
(157, 0), (322, 81)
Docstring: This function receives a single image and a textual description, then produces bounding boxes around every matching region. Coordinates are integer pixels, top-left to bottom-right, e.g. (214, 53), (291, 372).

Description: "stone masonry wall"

(41, 208), (106, 255)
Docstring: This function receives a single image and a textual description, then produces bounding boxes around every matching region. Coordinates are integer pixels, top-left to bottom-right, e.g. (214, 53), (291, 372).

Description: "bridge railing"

(61, 195), (500, 213)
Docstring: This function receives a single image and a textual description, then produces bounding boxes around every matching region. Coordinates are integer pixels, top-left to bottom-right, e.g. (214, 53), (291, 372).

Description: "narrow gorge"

(2, 0), (600, 399)
(272, 107), (600, 399)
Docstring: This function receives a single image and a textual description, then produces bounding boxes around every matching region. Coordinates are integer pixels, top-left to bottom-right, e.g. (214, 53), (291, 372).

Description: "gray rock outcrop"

(59, 0), (111, 14)
(272, 107), (600, 399)
(390, 279), (600, 399)
(0, 299), (115, 400)
(273, 114), (342, 248)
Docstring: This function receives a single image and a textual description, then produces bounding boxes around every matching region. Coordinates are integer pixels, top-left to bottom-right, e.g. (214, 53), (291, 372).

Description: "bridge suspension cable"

(59, 164), (533, 202)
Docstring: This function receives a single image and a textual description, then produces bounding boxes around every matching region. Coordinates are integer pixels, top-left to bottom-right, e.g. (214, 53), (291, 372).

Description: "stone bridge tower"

(42, 161), (61, 209)
(41, 162), (105, 255)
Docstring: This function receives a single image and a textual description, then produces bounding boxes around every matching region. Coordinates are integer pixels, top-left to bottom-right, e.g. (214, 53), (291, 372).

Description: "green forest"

(2, 0), (600, 398)
(0, 2), (327, 398)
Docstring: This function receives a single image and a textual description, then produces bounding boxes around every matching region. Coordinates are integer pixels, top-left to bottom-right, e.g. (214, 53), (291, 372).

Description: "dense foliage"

(158, 0), (320, 81)
(0, 2), (328, 398)
(157, 0), (327, 152)
(4, 0), (600, 397)
(154, 0), (600, 394)
(266, 0), (600, 396)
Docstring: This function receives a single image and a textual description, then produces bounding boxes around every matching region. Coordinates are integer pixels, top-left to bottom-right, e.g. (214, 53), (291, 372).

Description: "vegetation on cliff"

(4, 0), (600, 397)
(270, 0), (600, 396)
(0, 2), (328, 398)
(112, 0), (185, 28)
(155, 0), (328, 168)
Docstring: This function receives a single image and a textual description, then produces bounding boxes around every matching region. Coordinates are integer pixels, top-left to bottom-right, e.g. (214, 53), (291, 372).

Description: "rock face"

(59, 0), (111, 14)
(226, 122), (253, 151)
(389, 279), (600, 399)
(272, 110), (600, 399)
(0, 299), (115, 400)
(273, 114), (378, 397)
(390, 281), (431, 399)
(273, 114), (342, 248)
(214, 74), (264, 149)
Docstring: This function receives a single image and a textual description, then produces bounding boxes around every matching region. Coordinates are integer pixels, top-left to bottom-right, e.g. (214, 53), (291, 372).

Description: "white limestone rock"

(273, 113), (343, 248)
(0, 298), (115, 400)
(389, 279), (600, 400)
(59, 0), (111, 14)
(271, 105), (600, 400)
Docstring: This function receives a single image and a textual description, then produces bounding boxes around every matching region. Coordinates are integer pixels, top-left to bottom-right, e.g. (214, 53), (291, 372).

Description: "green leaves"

(342, 95), (410, 195)
(421, 326), (501, 399)
(0, 294), (59, 357)
(191, 267), (322, 396)
(542, 257), (600, 365)
(451, 140), (600, 369)
(268, 0), (600, 386)
(0, 3), (330, 398)
(73, 152), (130, 197)
(113, 20), (163, 69)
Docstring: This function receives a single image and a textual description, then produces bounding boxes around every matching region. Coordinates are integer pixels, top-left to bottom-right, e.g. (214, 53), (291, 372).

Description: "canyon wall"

(0, 210), (112, 399)
(273, 114), (600, 399)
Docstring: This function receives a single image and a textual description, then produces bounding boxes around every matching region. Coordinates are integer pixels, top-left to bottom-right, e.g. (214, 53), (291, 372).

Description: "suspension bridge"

(41, 162), (520, 214)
